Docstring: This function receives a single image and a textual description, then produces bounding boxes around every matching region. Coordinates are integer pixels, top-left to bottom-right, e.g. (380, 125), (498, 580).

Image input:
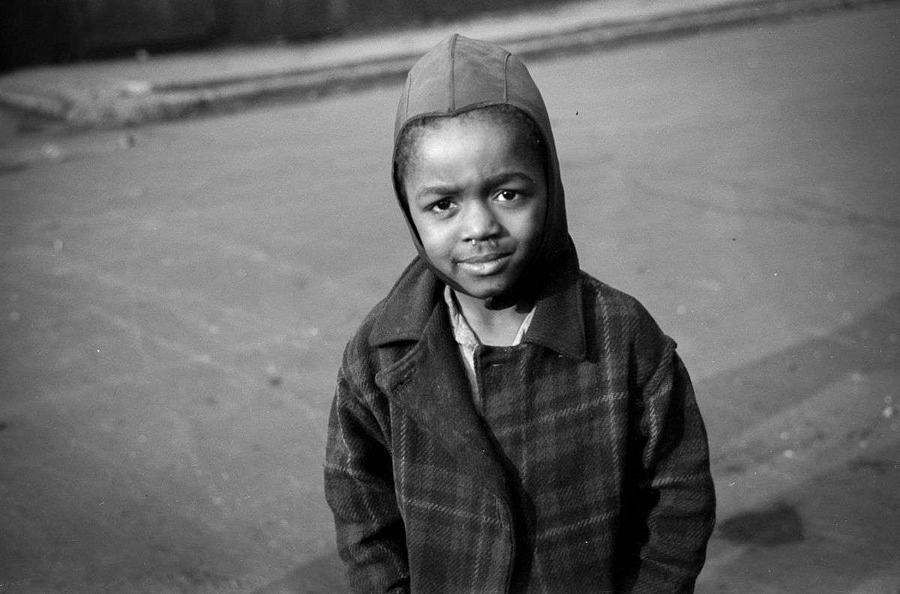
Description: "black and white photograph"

(1, 0), (898, 591)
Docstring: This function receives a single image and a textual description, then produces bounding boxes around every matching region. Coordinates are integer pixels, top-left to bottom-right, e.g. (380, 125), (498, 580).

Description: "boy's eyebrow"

(483, 171), (537, 188)
(414, 171), (536, 200)
(415, 183), (460, 200)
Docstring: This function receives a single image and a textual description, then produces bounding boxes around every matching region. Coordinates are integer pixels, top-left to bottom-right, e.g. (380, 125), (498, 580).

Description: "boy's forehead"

(413, 116), (540, 169)
(419, 112), (534, 151)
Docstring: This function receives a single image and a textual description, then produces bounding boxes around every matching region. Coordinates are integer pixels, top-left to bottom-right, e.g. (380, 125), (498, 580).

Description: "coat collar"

(370, 251), (586, 360)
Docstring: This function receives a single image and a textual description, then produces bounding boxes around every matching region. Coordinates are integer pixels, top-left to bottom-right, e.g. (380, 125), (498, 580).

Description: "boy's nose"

(460, 200), (500, 242)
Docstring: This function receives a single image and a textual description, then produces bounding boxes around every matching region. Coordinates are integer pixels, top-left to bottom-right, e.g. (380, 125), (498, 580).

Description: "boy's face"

(404, 115), (547, 301)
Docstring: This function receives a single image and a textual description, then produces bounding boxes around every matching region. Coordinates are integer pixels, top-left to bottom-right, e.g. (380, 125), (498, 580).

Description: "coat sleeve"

(626, 335), (716, 593)
(324, 365), (410, 593)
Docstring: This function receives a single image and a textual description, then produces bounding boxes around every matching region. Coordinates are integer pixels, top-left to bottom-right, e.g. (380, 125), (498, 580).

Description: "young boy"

(325, 34), (715, 592)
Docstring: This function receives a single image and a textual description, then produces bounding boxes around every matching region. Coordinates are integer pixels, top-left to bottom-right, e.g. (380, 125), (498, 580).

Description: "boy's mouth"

(454, 252), (513, 276)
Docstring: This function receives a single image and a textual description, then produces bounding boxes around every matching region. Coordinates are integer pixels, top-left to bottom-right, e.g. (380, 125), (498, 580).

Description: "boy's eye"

(496, 189), (521, 201)
(429, 198), (455, 214)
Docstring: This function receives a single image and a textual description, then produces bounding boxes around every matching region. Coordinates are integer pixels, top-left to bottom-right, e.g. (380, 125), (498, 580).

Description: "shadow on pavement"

(696, 291), (899, 591)
(698, 433), (899, 592)
(254, 551), (348, 594)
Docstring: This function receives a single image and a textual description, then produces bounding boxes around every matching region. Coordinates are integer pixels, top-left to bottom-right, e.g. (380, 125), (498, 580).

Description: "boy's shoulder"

(578, 270), (640, 308)
(577, 270), (674, 351)
(341, 258), (438, 363)
(578, 270), (658, 323)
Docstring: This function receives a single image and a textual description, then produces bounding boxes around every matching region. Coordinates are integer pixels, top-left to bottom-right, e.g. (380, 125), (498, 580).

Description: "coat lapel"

(375, 303), (511, 500)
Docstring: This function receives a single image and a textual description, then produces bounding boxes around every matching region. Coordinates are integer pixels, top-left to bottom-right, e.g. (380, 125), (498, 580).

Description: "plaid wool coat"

(324, 256), (716, 592)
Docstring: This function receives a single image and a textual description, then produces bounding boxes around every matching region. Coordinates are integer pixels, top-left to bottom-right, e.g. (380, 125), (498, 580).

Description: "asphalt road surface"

(1, 4), (898, 592)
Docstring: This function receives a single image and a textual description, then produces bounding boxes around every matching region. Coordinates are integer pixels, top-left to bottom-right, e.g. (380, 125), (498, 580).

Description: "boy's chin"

(454, 279), (519, 305)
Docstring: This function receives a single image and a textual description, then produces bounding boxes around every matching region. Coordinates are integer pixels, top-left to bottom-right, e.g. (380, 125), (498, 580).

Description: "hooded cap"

(392, 34), (573, 306)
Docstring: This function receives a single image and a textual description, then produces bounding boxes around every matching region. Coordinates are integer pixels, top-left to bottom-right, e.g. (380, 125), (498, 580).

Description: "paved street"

(1, 4), (898, 592)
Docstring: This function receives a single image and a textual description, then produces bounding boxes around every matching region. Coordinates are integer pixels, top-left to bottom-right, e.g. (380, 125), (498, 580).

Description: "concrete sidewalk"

(0, 0), (889, 127)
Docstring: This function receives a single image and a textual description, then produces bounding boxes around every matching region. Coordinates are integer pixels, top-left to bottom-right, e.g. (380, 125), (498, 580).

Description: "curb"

(0, 0), (891, 128)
